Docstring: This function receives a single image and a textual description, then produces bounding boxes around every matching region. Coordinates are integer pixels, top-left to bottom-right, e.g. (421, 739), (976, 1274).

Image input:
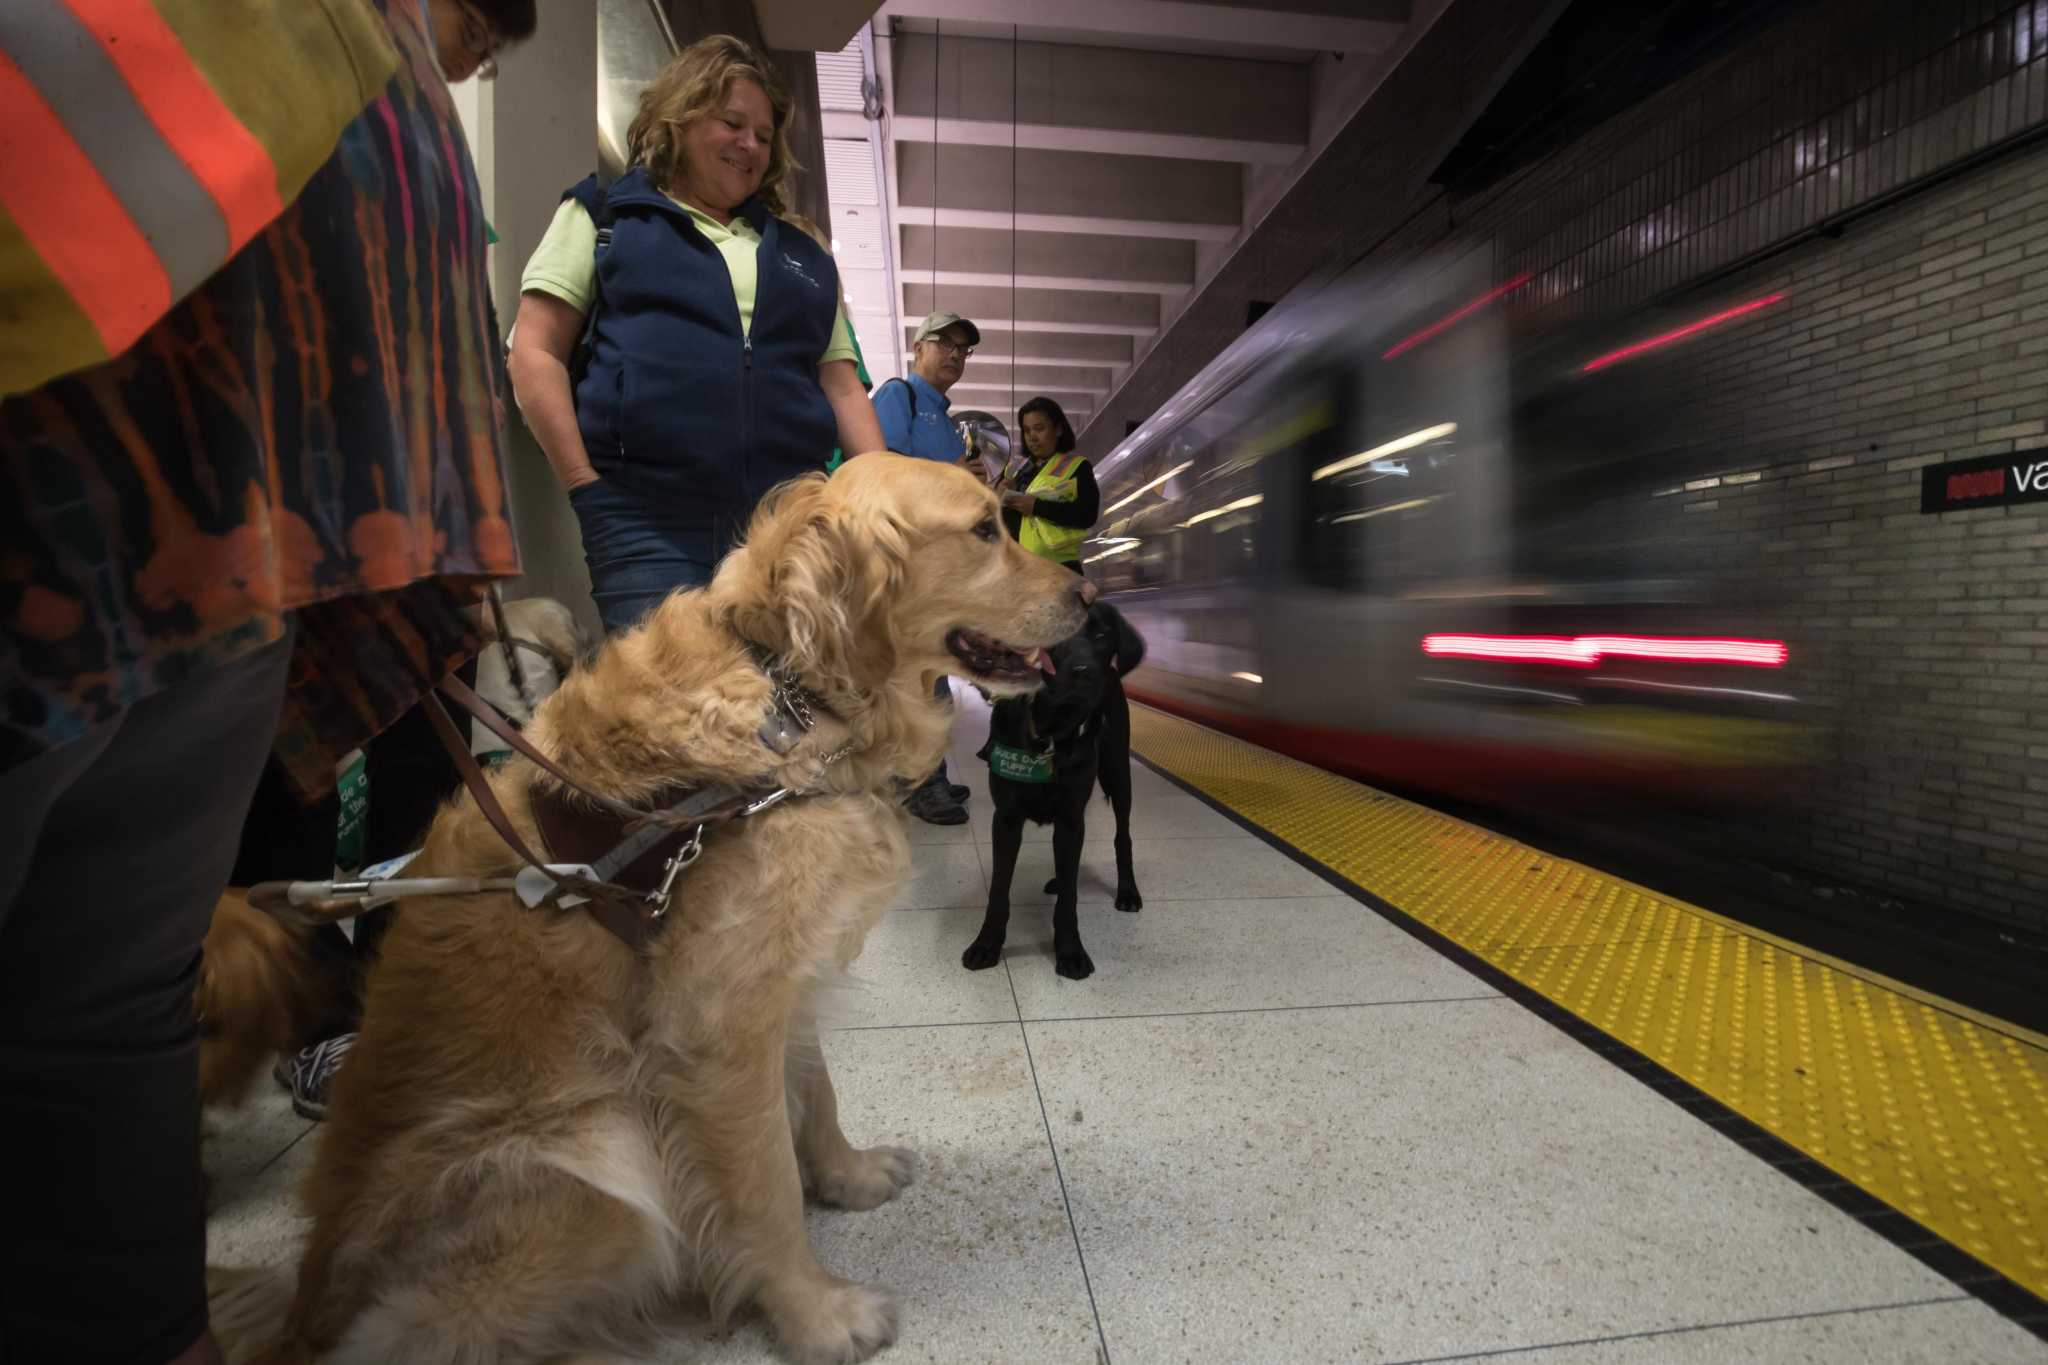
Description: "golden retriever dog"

(197, 890), (340, 1110)
(212, 454), (1092, 1364)
(198, 595), (584, 1116)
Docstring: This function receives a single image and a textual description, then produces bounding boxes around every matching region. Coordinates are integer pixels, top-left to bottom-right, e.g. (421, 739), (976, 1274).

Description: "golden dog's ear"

(724, 475), (909, 695)
(792, 509), (907, 694)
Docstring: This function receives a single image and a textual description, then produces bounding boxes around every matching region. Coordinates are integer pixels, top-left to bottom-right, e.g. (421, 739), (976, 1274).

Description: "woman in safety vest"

(1000, 396), (1099, 574)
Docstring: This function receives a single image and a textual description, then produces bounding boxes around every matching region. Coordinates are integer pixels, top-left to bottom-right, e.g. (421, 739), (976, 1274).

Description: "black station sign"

(1921, 448), (2048, 513)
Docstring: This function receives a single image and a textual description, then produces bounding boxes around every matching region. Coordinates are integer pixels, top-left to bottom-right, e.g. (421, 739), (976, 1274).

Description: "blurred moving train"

(1081, 249), (1821, 808)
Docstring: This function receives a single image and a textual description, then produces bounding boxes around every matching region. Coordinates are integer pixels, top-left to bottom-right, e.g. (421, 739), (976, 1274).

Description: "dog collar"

(747, 642), (839, 756)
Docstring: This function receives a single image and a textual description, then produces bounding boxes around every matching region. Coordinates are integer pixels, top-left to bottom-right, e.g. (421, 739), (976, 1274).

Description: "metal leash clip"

(740, 787), (793, 818)
(646, 824), (706, 915)
(732, 740), (851, 824)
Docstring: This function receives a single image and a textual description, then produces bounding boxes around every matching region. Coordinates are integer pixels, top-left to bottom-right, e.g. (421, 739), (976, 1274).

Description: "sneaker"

(905, 782), (968, 826)
(946, 782), (971, 804)
(276, 1033), (356, 1120)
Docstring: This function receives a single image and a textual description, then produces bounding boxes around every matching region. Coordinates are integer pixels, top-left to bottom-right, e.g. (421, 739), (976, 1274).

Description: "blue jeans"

(569, 479), (720, 636)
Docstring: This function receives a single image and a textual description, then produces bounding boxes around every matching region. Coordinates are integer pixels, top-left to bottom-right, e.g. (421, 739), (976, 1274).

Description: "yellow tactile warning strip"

(1128, 704), (2048, 1305)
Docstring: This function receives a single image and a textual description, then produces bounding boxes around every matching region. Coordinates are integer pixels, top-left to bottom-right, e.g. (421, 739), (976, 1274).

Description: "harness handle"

(440, 675), (685, 828)
(422, 675), (798, 952)
(424, 689), (663, 950)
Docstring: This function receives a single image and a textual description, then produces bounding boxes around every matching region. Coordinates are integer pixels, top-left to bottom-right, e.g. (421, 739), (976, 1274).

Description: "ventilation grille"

(816, 39), (866, 113)
(823, 138), (879, 207)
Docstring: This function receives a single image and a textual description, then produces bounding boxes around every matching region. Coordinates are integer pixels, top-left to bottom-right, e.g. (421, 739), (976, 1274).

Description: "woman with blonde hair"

(508, 35), (884, 633)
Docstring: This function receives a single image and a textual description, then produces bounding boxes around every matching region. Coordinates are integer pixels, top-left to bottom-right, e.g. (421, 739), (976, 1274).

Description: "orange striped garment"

(0, 0), (517, 796)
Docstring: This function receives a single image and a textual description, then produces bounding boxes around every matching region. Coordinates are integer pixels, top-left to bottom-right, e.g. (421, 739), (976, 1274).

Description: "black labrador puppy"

(964, 603), (1145, 980)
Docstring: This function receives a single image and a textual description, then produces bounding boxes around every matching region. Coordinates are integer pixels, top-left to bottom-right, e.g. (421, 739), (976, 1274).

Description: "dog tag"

(988, 742), (1055, 784)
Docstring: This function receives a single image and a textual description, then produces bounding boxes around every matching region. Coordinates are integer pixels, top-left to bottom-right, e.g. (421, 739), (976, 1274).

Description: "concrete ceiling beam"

(876, 0), (1404, 56)
(898, 224), (1196, 289)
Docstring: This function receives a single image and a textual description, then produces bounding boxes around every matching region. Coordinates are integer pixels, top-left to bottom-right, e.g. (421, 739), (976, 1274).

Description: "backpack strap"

(878, 376), (918, 421)
(875, 376), (921, 454)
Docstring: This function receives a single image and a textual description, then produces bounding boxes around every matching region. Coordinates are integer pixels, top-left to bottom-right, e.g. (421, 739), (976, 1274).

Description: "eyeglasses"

(925, 339), (974, 359)
(457, 1), (503, 79)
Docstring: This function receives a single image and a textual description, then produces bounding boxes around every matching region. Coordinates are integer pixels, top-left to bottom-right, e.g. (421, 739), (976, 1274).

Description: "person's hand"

(1001, 491), (1036, 515)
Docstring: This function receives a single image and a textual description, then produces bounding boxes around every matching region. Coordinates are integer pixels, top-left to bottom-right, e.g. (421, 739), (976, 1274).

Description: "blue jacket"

(566, 168), (839, 551)
(873, 374), (963, 462)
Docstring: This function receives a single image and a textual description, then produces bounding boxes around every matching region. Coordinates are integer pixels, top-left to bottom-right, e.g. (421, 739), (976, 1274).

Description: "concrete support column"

(477, 4), (601, 638)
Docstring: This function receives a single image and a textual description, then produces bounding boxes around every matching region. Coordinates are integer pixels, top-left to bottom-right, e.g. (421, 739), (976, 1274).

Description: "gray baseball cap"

(912, 311), (981, 347)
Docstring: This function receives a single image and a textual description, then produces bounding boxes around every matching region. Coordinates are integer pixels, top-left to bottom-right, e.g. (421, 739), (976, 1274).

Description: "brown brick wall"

(1604, 152), (2048, 927)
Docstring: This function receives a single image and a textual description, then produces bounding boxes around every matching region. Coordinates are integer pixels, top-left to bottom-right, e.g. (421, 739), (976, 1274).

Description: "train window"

(1086, 525), (1148, 594)
(1304, 420), (1460, 593)
(1089, 378), (1336, 593)
(1125, 501), (1178, 588)
(1155, 387), (1334, 590)
(1087, 438), (1197, 592)
(1165, 402), (1284, 589)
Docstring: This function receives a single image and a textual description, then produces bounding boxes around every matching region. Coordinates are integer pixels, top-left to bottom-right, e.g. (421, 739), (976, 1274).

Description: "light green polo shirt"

(520, 198), (858, 367)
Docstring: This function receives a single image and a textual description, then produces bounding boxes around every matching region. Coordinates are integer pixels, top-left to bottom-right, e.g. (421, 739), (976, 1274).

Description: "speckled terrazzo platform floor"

(205, 690), (2045, 1364)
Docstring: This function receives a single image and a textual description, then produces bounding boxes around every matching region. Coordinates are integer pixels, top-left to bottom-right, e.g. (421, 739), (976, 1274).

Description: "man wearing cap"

(873, 311), (981, 824)
(873, 312), (982, 465)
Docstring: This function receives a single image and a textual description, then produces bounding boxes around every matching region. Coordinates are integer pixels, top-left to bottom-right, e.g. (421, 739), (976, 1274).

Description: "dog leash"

(431, 660), (857, 952)
(249, 650), (854, 955)
(484, 583), (534, 717)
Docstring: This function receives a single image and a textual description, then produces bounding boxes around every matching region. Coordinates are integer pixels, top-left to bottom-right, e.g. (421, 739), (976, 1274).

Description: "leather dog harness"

(423, 645), (852, 954)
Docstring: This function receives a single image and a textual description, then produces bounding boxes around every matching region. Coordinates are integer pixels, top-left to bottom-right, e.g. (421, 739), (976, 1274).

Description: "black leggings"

(0, 636), (291, 1364)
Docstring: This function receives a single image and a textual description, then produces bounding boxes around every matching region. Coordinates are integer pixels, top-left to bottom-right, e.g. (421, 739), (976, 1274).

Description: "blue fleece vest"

(565, 169), (839, 547)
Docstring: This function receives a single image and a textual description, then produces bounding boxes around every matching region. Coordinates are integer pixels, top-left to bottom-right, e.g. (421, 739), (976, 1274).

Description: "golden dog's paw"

(813, 1145), (917, 1212)
(773, 1279), (900, 1364)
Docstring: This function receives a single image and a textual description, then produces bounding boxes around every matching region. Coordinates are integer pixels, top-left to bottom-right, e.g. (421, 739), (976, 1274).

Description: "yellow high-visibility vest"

(1018, 453), (1089, 562)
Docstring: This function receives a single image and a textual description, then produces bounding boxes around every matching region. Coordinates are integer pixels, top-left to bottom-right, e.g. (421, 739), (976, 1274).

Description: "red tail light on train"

(1421, 635), (1789, 668)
